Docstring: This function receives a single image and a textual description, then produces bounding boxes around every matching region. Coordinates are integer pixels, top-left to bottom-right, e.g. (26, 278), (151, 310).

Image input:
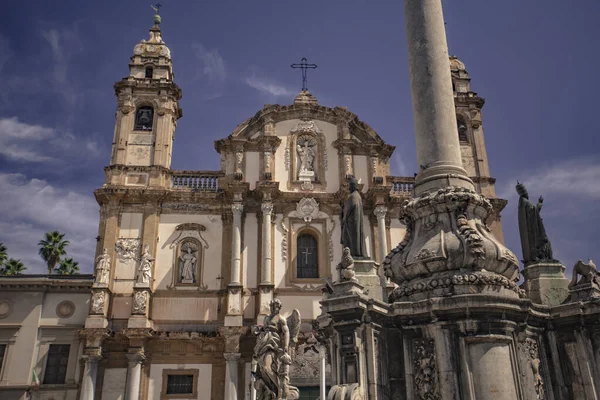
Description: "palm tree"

(3, 259), (26, 275)
(55, 258), (80, 275)
(38, 231), (70, 274)
(0, 243), (7, 269)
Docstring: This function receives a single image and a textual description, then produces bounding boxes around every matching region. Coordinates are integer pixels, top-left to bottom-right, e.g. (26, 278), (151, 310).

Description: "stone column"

(403, 0), (473, 195)
(125, 350), (145, 400)
(373, 205), (388, 263)
(231, 203), (243, 285)
(80, 351), (101, 400)
(260, 202), (273, 284)
(317, 344), (327, 400)
(224, 353), (241, 400)
(574, 329), (599, 399)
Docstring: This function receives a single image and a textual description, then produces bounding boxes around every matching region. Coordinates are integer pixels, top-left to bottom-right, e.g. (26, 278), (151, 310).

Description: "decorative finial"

(151, 3), (162, 25)
(291, 57), (318, 91)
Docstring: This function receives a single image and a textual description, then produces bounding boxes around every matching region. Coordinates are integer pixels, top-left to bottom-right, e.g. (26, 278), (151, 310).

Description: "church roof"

(215, 90), (394, 157)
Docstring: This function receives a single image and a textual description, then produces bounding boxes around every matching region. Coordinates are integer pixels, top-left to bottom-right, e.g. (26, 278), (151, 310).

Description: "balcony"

(171, 171), (222, 191)
(388, 176), (414, 197)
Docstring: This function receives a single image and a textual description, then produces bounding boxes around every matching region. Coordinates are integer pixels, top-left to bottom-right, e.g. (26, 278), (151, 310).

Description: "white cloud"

(244, 74), (294, 97)
(40, 26), (85, 125)
(0, 173), (98, 273)
(192, 44), (226, 82)
(498, 156), (600, 201)
(0, 117), (101, 164)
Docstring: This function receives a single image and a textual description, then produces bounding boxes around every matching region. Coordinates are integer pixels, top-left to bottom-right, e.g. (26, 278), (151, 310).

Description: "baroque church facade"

(73, 13), (502, 400)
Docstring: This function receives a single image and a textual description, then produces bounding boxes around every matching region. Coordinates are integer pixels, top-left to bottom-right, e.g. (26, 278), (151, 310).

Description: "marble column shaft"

(231, 203), (243, 285)
(261, 202), (273, 284)
(374, 206), (388, 262)
(125, 351), (145, 400)
(320, 347), (327, 400)
(403, 0), (471, 193)
(80, 355), (101, 400)
(224, 353), (241, 400)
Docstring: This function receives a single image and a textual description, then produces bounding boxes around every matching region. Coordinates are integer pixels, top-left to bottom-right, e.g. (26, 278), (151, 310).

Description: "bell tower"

(108, 10), (182, 185)
(450, 56), (507, 243)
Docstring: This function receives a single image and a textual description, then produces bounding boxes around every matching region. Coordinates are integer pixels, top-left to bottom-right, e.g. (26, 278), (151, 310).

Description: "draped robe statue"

(252, 299), (301, 400)
(341, 177), (366, 258)
(516, 182), (554, 265)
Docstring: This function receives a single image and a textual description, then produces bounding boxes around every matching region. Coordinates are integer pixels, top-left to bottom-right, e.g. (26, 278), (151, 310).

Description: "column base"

(128, 315), (154, 329)
(85, 315), (109, 329)
(225, 284), (243, 326)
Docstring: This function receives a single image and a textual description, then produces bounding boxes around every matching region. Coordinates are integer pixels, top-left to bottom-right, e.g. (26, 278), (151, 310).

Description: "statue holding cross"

(291, 57), (318, 91)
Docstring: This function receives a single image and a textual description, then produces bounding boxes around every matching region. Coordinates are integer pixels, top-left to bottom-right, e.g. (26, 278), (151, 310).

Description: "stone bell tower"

(108, 11), (182, 186)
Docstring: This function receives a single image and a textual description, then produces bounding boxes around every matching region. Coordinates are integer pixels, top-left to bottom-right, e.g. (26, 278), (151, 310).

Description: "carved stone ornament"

(280, 219), (289, 262)
(296, 198), (319, 222)
(301, 181), (314, 191)
(132, 291), (148, 314)
(413, 339), (441, 400)
(389, 270), (527, 302)
(518, 338), (545, 400)
(337, 247), (357, 282)
(569, 259), (598, 289)
(290, 334), (322, 380)
(0, 299), (12, 319)
(373, 205), (388, 219)
(91, 292), (105, 314)
(383, 186), (520, 292)
(232, 202), (244, 215)
(56, 301), (75, 318)
(115, 238), (141, 262)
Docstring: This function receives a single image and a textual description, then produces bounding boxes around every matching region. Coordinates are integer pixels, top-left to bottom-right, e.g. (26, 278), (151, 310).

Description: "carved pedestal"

(225, 284), (243, 326)
(522, 261), (570, 306)
(129, 283), (153, 329)
(85, 287), (111, 329)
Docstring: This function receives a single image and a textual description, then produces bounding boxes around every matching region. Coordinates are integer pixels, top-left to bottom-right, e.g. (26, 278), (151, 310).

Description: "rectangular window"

(0, 344), (6, 371)
(166, 374), (194, 394)
(43, 344), (70, 384)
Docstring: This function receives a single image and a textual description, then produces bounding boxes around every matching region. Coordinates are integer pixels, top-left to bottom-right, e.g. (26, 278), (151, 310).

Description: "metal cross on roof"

(291, 57), (318, 91)
(151, 2), (162, 14)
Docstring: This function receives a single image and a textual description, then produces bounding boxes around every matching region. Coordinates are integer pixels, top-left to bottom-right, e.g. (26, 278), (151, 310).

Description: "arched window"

(134, 106), (154, 131)
(297, 233), (318, 279)
(145, 67), (153, 79)
(457, 116), (468, 143)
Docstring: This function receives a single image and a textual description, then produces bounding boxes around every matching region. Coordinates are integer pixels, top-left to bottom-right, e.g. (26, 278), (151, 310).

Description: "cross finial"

(151, 3), (162, 14)
(291, 57), (318, 91)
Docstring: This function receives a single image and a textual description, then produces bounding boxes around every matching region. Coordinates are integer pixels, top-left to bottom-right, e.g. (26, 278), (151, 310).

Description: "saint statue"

(296, 136), (316, 175)
(179, 246), (197, 283)
(516, 182), (554, 265)
(136, 244), (154, 285)
(94, 248), (111, 284)
(252, 299), (301, 400)
(341, 177), (367, 258)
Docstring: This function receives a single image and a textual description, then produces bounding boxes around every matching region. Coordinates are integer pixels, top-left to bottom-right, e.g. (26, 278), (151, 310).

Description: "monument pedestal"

(521, 261), (570, 306)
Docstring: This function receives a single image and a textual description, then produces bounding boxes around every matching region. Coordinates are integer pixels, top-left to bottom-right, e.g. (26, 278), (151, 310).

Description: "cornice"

(0, 275), (94, 292)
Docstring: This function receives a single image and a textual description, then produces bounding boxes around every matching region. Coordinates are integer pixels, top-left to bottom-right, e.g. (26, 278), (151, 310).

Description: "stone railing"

(171, 171), (222, 191)
(388, 176), (414, 197)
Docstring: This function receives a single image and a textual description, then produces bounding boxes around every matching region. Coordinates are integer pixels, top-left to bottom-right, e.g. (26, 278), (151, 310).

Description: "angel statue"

(252, 299), (301, 400)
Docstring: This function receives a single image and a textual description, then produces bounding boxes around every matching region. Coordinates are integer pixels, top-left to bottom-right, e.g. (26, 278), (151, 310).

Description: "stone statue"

(94, 248), (111, 284)
(516, 182), (554, 265)
(297, 142), (315, 173)
(252, 299), (301, 400)
(341, 177), (366, 258)
(179, 246), (197, 283)
(337, 247), (356, 282)
(136, 244), (153, 285)
(569, 259), (598, 289)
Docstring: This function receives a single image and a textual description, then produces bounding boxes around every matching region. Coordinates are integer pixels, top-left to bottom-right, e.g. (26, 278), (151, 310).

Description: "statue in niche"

(136, 244), (154, 285)
(296, 135), (317, 181)
(341, 177), (367, 258)
(94, 248), (111, 284)
(252, 299), (301, 400)
(516, 182), (554, 265)
(179, 243), (198, 283)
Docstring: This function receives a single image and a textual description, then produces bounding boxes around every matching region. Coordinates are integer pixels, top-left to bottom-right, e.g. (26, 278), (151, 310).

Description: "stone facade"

(0, 275), (93, 400)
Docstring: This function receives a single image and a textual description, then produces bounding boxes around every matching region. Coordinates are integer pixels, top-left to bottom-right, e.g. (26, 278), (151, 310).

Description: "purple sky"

(0, 0), (598, 274)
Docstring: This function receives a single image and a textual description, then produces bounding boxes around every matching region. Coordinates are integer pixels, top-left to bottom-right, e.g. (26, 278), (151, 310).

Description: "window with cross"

(297, 233), (318, 279)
